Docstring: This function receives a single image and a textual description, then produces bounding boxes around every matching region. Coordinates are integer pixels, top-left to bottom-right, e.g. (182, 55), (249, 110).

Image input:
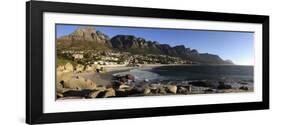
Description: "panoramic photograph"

(55, 24), (254, 100)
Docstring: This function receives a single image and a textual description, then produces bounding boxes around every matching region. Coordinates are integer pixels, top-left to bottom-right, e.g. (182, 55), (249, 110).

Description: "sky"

(56, 24), (254, 65)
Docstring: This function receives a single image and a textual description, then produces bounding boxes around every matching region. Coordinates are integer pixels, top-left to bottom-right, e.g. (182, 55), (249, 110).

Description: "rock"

(131, 86), (144, 94)
(152, 88), (160, 94)
(144, 88), (151, 95)
(204, 89), (214, 93)
(75, 64), (84, 72)
(125, 74), (135, 80)
(85, 65), (95, 72)
(57, 93), (64, 98)
(239, 86), (249, 90)
(95, 91), (107, 98)
(63, 89), (92, 97)
(118, 76), (127, 83)
(150, 86), (158, 94)
(119, 84), (131, 90)
(115, 86), (145, 97)
(56, 80), (66, 93)
(159, 87), (167, 94)
(112, 81), (123, 88)
(63, 77), (96, 90)
(57, 65), (65, 72)
(113, 75), (127, 83)
(58, 96), (85, 100)
(118, 85), (133, 92)
(167, 85), (177, 94)
(100, 67), (106, 72)
(217, 82), (232, 89)
(186, 85), (192, 92)
(178, 86), (189, 94)
(89, 88), (114, 98)
(188, 81), (214, 87)
(89, 90), (103, 98)
(104, 88), (116, 98)
(95, 85), (107, 91)
(64, 63), (74, 72)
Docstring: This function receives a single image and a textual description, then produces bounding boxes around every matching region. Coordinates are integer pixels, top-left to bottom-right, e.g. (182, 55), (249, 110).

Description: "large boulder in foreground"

(104, 88), (116, 98)
(63, 89), (92, 98)
(61, 76), (97, 90)
(166, 85), (177, 94)
(143, 88), (151, 95)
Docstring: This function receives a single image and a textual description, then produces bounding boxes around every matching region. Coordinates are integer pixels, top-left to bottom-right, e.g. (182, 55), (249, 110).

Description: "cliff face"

(56, 27), (112, 50)
(57, 26), (233, 64)
(109, 35), (232, 64)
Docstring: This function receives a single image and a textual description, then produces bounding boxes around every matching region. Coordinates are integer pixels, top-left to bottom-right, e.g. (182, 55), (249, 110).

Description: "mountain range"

(56, 26), (233, 64)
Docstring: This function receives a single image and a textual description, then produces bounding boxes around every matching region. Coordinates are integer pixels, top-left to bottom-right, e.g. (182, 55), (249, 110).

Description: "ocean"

(150, 65), (254, 81)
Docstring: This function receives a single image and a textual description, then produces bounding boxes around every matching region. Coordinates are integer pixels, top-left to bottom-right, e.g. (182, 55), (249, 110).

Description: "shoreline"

(79, 64), (254, 85)
(56, 64), (254, 99)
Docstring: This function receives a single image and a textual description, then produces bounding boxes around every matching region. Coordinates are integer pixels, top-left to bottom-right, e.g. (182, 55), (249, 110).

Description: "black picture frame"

(26, 1), (269, 124)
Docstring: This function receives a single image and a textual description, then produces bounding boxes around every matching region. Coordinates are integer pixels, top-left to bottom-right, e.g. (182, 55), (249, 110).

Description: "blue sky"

(56, 24), (254, 65)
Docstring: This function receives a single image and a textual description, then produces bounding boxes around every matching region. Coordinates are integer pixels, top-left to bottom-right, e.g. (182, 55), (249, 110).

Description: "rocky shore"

(56, 63), (253, 100)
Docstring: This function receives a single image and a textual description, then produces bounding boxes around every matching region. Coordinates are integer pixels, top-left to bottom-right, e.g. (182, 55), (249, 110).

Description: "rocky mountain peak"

(70, 26), (97, 41)
(57, 26), (233, 64)
(56, 26), (111, 49)
(74, 26), (96, 34)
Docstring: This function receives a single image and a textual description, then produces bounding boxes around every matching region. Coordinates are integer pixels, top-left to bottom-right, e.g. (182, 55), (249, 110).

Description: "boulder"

(63, 89), (93, 98)
(95, 85), (107, 91)
(63, 77), (97, 90)
(119, 77), (127, 83)
(104, 88), (116, 97)
(159, 87), (167, 94)
(188, 81), (214, 87)
(204, 89), (214, 93)
(143, 88), (151, 95)
(239, 86), (249, 91)
(56, 80), (66, 93)
(89, 90), (103, 98)
(115, 85), (145, 97)
(119, 84), (131, 89)
(118, 84), (132, 92)
(89, 87), (112, 98)
(57, 65), (65, 72)
(75, 64), (84, 72)
(64, 63), (74, 72)
(217, 82), (232, 89)
(125, 74), (135, 80)
(112, 81), (123, 88)
(150, 86), (158, 94)
(177, 86), (188, 94)
(167, 85), (177, 94)
(56, 93), (64, 98)
(132, 86), (144, 94)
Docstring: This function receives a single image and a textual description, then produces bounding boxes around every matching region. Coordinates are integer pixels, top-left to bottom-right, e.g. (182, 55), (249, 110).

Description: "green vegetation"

(57, 40), (111, 51)
(57, 56), (77, 67)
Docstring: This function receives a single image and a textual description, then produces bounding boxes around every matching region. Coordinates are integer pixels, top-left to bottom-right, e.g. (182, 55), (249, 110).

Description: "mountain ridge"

(56, 26), (233, 65)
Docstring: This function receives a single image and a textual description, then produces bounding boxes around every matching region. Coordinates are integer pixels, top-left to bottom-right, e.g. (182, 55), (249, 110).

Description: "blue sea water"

(150, 65), (253, 81)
